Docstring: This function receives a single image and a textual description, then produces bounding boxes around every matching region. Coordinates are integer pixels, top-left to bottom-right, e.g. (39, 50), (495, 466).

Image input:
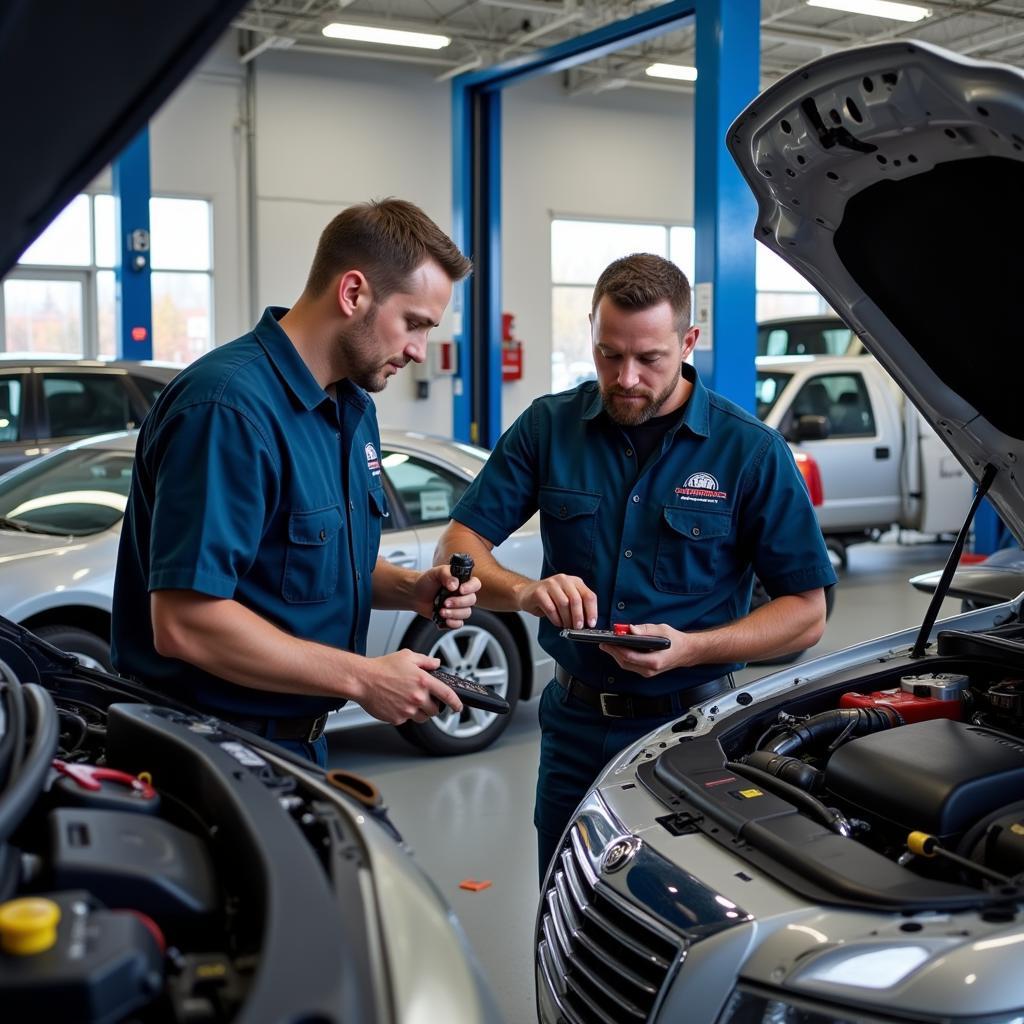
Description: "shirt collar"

(254, 307), (368, 413)
(581, 361), (710, 438)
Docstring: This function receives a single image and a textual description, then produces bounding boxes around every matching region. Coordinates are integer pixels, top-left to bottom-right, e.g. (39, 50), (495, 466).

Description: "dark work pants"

(534, 680), (670, 885)
(274, 735), (328, 767)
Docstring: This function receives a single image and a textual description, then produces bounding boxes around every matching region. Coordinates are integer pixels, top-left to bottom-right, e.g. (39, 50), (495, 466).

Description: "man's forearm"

(680, 590), (827, 667)
(151, 591), (370, 703)
(434, 522), (531, 612)
(369, 555), (419, 610)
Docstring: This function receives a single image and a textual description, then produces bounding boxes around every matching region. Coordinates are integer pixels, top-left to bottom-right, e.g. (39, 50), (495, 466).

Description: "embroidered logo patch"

(365, 442), (381, 476)
(675, 471), (728, 504)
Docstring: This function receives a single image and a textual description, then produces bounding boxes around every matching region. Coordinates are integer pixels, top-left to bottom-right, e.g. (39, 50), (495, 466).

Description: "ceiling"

(234, 0), (1024, 95)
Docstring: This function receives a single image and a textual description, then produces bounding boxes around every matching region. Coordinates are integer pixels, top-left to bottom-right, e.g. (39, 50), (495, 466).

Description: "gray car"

(537, 42), (1024, 1024)
(0, 428), (550, 755)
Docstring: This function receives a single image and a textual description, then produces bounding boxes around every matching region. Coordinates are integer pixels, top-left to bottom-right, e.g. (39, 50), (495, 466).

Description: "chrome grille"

(537, 829), (682, 1024)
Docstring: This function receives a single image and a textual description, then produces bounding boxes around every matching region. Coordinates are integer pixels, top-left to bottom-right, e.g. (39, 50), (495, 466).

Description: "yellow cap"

(907, 831), (936, 857)
(0, 897), (61, 955)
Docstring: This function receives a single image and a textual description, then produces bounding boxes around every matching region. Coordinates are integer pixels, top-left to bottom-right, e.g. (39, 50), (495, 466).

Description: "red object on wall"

(501, 312), (523, 381)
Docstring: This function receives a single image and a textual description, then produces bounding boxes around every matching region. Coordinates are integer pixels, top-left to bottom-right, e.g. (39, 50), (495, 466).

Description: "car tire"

(748, 579), (836, 667)
(396, 611), (521, 756)
(33, 624), (113, 671)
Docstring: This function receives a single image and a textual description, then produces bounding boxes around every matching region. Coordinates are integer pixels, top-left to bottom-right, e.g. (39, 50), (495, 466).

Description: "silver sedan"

(0, 429), (551, 755)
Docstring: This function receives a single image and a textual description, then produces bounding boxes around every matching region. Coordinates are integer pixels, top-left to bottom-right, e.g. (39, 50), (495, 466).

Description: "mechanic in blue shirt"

(113, 200), (478, 766)
(436, 254), (836, 875)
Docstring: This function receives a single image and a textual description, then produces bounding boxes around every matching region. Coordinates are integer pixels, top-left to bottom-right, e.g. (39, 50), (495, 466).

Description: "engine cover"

(825, 719), (1024, 841)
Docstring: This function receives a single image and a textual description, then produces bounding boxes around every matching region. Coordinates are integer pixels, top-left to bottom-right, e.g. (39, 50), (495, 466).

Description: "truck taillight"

(794, 451), (824, 506)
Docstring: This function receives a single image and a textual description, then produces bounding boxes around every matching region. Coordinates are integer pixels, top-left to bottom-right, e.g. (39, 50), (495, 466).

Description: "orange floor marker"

(459, 879), (492, 892)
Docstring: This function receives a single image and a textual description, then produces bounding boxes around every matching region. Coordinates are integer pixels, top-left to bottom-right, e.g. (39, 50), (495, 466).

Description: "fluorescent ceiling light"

(645, 63), (698, 82)
(806, 0), (931, 22)
(322, 22), (451, 49)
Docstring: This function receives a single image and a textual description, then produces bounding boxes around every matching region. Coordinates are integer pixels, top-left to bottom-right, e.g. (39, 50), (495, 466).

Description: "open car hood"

(728, 41), (1024, 544)
(0, 0), (247, 278)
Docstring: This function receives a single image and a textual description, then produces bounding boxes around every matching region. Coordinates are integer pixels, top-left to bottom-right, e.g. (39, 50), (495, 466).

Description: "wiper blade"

(0, 516), (65, 535)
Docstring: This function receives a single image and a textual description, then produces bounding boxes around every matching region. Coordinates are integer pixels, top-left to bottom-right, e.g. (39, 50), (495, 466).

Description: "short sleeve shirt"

(111, 307), (389, 717)
(451, 365), (837, 697)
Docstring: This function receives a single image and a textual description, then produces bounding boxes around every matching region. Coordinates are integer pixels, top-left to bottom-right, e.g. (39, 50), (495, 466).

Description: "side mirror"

(788, 414), (830, 443)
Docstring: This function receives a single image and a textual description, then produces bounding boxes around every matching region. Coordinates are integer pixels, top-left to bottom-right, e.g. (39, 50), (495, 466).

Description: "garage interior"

(3, 2), (1024, 1023)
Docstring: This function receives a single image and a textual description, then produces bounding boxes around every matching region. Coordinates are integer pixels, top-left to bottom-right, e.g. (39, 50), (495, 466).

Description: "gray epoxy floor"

(327, 537), (964, 1024)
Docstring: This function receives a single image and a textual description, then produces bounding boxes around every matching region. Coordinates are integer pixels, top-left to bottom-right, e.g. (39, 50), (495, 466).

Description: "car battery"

(839, 673), (968, 723)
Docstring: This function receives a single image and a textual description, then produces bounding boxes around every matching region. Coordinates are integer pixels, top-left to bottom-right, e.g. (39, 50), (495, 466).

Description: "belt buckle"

(599, 692), (623, 718)
(307, 714), (327, 743)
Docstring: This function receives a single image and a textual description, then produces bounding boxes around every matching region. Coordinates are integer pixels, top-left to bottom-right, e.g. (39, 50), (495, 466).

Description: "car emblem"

(602, 837), (640, 874)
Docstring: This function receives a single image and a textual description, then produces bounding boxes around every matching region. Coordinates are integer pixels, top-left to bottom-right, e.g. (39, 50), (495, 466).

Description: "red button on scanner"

(613, 623), (630, 636)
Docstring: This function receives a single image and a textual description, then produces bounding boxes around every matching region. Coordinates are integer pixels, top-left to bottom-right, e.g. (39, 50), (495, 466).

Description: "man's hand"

(598, 623), (696, 677)
(516, 574), (598, 630)
(358, 648), (464, 724)
(412, 564), (481, 628)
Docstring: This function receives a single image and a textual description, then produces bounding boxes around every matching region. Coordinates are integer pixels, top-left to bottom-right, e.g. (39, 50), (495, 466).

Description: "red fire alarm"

(501, 312), (523, 382)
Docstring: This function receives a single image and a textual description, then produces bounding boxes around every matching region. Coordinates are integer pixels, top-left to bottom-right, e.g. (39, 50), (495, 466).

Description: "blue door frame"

(451, 0), (760, 446)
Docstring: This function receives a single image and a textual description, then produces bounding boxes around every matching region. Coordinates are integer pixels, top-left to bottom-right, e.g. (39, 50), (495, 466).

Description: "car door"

(783, 368), (901, 532)
(0, 370), (37, 474)
(36, 368), (140, 453)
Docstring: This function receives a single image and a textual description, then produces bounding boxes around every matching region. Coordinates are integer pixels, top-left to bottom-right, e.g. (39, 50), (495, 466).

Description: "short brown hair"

(306, 198), (472, 299)
(592, 253), (691, 334)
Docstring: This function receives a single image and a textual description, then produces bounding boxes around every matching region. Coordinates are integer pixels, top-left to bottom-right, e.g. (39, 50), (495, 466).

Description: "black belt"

(554, 664), (733, 719)
(217, 711), (329, 744)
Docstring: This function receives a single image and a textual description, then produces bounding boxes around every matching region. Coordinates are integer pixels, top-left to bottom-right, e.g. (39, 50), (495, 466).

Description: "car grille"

(537, 828), (683, 1024)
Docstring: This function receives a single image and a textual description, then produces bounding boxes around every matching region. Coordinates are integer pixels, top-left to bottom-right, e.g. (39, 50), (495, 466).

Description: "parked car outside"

(536, 42), (1024, 1024)
(0, 359), (179, 475)
(757, 313), (860, 357)
(0, 428), (550, 755)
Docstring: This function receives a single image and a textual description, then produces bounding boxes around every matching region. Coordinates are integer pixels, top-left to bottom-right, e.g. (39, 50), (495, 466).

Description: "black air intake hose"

(744, 749), (823, 792)
(764, 705), (902, 758)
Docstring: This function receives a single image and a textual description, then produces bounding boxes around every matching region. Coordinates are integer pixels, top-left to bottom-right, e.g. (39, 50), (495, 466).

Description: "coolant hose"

(0, 684), (58, 844)
(725, 760), (852, 836)
(764, 705), (901, 758)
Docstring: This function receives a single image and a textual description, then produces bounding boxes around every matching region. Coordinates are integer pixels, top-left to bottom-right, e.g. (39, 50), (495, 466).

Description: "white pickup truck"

(756, 354), (973, 566)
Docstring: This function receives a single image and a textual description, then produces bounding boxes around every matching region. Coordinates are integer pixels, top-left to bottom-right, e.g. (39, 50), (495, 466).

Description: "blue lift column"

(112, 127), (153, 361)
(693, 0), (760, 409)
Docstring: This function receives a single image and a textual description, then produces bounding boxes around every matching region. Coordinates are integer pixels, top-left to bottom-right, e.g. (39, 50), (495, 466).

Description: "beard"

(601, 376), (679, 426)
(342, 305), (396, 393)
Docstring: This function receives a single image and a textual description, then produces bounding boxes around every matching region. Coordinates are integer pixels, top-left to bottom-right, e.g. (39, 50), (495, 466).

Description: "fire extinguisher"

(501, 312), (523, 382)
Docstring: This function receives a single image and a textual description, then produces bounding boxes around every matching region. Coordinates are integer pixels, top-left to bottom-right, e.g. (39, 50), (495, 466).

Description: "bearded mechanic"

(435, 253), (837, 876)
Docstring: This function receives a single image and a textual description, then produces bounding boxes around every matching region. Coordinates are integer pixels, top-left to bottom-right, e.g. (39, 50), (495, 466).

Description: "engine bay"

(642, 621), (1024, 911)
(0, 643), (390, 1023)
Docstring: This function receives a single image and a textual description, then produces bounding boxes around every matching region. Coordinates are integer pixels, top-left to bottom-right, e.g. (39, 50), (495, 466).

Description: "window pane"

(668, 226), (696, 283)
(0, 378), (24, 441)
(381, 451), (469, 527)
(97, 270), (116, 359)
(42, 374), (133, 439)
(757, 247), (816, 292)
(551, 220), (666, 284)
(551, 286), (595, 393)
(152, 272), (212, 364)
(3, 279), (84, 356)
(18, 195), (91, 266)
(150, 198), (211, 270)
(94, 195), (116, 269)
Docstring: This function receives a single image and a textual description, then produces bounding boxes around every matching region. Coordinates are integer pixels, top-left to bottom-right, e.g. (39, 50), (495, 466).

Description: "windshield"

(756, 372), (792, 421)
(0, 447), (132, 535)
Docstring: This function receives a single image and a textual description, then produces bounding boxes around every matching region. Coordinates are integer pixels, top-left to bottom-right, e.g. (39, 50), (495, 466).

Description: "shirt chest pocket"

(538, 486), (601, 580)
(654, 507), (733, 595)
(283, 505), (344, 604)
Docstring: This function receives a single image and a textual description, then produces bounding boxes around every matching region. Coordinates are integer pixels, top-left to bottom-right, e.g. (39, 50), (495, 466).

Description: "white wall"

(141, 37), (696, 434)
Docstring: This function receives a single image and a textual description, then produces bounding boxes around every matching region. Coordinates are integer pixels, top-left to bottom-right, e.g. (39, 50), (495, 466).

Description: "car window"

(41, 373), (133, 438)
(381, 450), (469, 527)
(0, 377), (24, 442)
(0, 447), (131, 534)
(756, 371), (792, 420)
(130, 374), (169, 409)
(757, 321), (854, 356)
(794, 373), (876, 437)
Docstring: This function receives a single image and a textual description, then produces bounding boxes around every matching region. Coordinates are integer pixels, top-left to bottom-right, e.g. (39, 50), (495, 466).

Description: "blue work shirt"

(452, 365), (837, 697)
(112, 307), (388, 717)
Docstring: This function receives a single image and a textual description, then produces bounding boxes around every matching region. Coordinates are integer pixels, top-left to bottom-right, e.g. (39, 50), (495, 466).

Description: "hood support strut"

(911, 463), (998, 658)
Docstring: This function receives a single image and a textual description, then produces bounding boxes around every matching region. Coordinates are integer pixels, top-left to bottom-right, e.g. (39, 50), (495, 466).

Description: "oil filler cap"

(0, 897), (61, 955)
